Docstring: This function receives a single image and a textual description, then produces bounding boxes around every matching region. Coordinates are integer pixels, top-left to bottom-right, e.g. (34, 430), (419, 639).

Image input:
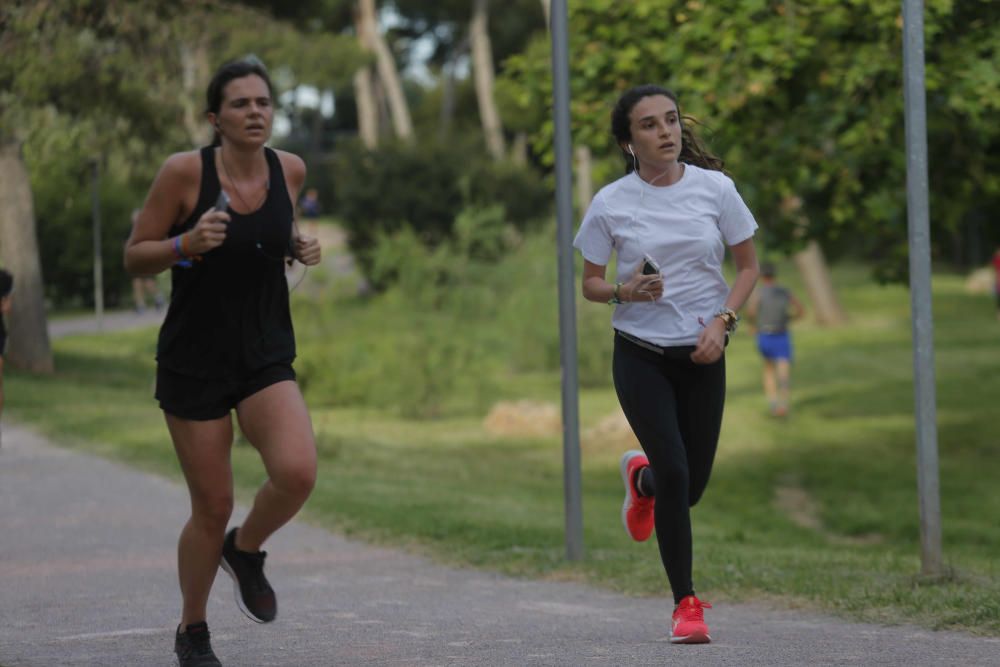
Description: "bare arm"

(691, 236), (760, 363)
(789, 292), (806, 320)
(745, 290), (760, 333)
(278, 151), (321, 266)
(723, 237), (760, 313)
(582, 260), (663, 304)
(124, 152), (229, 276)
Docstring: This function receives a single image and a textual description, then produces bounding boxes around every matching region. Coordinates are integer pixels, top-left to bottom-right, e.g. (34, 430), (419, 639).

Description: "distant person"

(993, 247), (1000, 321)
(299, 187), (321, 219)
(747, 262), (804, 417)
(574, 84), (759, 645)
(0, 269), (12, 448)
(128, 210), (165, 313)
(298, 187), (321, 240)
(124, 57), (321, 667)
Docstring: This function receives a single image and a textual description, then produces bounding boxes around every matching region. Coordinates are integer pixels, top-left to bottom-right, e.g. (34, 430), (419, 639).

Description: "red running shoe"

(619, 450), (654, 542)
(671, 595), (712, 644)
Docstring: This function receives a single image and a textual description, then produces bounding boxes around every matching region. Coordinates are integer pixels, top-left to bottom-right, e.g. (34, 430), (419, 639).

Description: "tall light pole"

(901, 0), (943, 576)
(550, 0), (584, 561)
(90, 158), (104, 332)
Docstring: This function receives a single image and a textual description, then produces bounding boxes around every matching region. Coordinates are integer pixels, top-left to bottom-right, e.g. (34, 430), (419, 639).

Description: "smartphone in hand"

(642, 255), (661, 276)
(214, 190), (230, 213)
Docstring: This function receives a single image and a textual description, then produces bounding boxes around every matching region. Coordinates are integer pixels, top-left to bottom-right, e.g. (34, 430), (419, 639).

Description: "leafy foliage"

(0, 0), (361, 305)
(330, 140), (552, 288)
(499, 0), (1000, 276)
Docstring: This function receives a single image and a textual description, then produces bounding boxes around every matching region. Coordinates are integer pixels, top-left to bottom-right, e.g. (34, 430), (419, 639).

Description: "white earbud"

(628, 144), (635, 156)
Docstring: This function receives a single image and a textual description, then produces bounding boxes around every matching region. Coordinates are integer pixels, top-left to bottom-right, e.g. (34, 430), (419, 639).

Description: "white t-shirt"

(573, 164), (758, 347)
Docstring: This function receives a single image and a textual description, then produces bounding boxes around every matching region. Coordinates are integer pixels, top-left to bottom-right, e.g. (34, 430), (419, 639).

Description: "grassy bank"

(8, 252), (1000, 635)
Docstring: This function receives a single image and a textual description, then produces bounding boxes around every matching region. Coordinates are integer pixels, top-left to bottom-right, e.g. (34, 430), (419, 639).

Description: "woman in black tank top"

(124, 58), (321, 667)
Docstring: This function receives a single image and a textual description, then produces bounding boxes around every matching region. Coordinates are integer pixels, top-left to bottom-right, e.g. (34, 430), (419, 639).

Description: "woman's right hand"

(621, 267), (664, 302)
(184, 207), (230, 255)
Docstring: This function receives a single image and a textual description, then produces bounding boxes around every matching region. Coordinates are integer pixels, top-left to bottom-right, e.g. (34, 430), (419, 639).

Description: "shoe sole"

(620, 450), (648, 541)
(670, 631), (711, 644)
(220, 555), (271, 624)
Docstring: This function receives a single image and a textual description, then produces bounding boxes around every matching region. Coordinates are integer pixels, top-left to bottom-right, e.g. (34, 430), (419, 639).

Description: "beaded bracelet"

(172, 235), (193, 268)
(172, 235), (186, 260)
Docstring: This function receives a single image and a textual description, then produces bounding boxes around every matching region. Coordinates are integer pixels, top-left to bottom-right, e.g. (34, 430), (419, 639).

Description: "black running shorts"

(156, 363), (296, 421)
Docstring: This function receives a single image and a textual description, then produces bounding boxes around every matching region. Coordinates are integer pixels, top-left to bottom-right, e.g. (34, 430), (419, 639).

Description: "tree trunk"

(180, 41), (211, 147)
(353, 65), (379, 149)
(794, 239), (848, 326)
(511, 132), (528, 165)
(373, 75), (392, 140)
(309, 89), (326, 166)
(574, 145), (593, 214)
(470, 0), (505, 160)
(438, 35), (469, 142)
(438, 59), (457, 141)
(0, 141), (54, 373)
(356, 0), (413, 141)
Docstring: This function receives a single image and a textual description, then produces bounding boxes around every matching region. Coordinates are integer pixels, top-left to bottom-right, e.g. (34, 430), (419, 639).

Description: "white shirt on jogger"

(573, 164), (758, 347)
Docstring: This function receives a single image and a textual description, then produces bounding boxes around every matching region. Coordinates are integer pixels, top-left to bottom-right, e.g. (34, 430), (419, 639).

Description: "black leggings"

(612, 333), (726, 603)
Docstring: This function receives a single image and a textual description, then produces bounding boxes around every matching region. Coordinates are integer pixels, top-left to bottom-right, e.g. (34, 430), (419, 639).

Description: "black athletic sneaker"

(220, 527), (277, 623)
(174, 622), (222, 667)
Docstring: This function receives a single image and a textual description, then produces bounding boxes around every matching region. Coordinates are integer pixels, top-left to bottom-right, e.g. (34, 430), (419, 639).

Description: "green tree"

(0, 0), (362, 375)
(500, 0), (1000, 285)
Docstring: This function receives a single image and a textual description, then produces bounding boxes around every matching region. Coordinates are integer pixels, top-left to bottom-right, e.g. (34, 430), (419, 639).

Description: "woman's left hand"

(294, 235), (322, 266)
(691, 317), (727, 364)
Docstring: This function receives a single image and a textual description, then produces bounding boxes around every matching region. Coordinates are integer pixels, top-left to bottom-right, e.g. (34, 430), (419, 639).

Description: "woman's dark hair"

(205, 56), (274, 147)
(611, 84), (724, 174)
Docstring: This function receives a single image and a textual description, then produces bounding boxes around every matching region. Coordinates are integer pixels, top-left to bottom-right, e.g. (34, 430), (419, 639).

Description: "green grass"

(8, 261), (1000, 635)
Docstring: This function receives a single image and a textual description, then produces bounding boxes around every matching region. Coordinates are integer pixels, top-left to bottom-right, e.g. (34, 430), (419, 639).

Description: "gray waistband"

(615, 329), (664, 355)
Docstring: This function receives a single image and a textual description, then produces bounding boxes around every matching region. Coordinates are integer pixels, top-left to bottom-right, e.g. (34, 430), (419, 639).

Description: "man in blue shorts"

(747, 263), (804, 417)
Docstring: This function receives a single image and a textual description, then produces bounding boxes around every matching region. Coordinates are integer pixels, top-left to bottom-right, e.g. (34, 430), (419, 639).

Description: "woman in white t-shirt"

(574, 84), (759, 645)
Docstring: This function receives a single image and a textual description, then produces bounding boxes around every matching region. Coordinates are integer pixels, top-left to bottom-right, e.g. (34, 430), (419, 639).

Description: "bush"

(329, 141), (552, 290)
(462, 159), (552, 233)
(30, 151), (141, 308)
(293, 217), (615, 420)
(294, 264), (503, 418)
(330, 141), (464, 289)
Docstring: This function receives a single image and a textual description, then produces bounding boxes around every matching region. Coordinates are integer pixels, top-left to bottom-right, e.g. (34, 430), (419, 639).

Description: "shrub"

(330, 141), (464, 289)
(329, 141), (552, 289)
(462, 159), (552, 233)
(293, 218), (614, 420)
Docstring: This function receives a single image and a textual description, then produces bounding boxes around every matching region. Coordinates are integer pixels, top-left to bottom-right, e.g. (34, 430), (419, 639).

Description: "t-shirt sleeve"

(573, 191), (614, 265)
(717, 176), (758, 246)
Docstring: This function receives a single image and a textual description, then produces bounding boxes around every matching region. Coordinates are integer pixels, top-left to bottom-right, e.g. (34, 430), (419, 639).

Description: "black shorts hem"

(156, 363), (296, 421)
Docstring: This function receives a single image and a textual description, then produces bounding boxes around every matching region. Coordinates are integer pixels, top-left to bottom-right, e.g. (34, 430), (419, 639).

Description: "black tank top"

(156, 146), (295, 378)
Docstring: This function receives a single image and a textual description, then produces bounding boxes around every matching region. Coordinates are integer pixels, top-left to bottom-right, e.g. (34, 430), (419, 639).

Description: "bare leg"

(143, 278), (164, 309)
(165, 414), (235, 627)
(233, 381), (317, 551)
(132, 278), (147, 311)
(775, 359), (792, 414)
(761, 359), (777, 412)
